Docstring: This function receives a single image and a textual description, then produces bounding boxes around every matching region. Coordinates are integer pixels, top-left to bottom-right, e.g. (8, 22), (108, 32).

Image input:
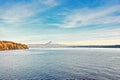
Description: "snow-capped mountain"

(29, 41), (66, 48)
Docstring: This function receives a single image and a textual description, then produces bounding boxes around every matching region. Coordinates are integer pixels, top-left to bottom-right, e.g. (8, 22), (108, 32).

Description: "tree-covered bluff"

(0, 41), (28, 50)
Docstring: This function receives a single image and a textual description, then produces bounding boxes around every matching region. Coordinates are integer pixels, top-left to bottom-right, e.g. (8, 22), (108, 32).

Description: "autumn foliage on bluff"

(0, 41), (28, 50)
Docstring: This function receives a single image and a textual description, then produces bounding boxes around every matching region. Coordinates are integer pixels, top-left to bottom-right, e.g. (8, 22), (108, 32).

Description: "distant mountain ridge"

(0, 41), (29, 50)
(29, 41), (66, 48)
(29, 41), (120, 48)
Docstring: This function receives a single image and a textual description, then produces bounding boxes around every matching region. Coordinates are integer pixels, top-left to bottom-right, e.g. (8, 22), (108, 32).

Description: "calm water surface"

(0, 48), (120, 80)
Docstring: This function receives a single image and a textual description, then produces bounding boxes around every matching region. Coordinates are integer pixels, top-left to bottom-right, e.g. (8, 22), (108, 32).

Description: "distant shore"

(29, 44), (120, 48)
(68, 45), (120, 48)
(0, 41), (29, 51)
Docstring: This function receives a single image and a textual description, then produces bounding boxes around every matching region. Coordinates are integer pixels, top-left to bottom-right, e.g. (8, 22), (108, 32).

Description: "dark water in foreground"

(0, 48), (120, 80)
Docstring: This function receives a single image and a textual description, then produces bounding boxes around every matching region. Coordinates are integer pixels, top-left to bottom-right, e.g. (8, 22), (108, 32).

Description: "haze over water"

(0, 48), (120, 80)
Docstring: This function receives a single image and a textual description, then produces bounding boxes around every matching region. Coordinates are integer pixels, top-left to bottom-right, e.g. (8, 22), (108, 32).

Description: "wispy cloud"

(18, 26), (120, 45)
(0, 0), (120, 45)
(40, 0), (57, 6)
(52, 5), (120, 28)
(0, 0), (59, 42)
(0, 0), (58, 24)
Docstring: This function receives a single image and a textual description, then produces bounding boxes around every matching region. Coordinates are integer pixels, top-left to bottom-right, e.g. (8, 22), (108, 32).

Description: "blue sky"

(0, 0), (120, 45)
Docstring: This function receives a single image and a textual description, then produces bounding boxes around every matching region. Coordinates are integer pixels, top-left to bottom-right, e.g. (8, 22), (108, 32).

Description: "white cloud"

(0, 0), (58, 24)
(1, 5), (32, 23)
(17, 26), (120, 45)
(53, 5), (120, 28)
(40, 0), (57, 6)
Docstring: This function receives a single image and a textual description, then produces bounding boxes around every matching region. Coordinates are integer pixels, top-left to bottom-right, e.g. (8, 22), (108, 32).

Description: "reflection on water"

(0, 48), (120, 80)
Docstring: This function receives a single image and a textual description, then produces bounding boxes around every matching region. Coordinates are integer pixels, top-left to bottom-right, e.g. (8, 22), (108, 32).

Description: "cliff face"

(0, 41), (29, 50)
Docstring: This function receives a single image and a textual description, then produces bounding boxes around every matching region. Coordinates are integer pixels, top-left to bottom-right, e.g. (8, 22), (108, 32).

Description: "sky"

(0, 0), (120, 45)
